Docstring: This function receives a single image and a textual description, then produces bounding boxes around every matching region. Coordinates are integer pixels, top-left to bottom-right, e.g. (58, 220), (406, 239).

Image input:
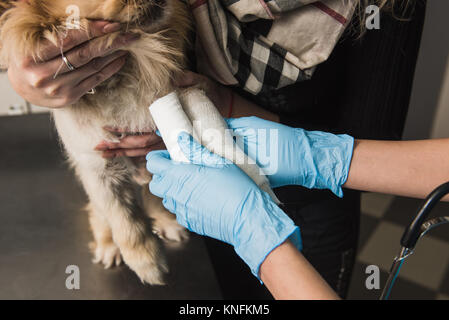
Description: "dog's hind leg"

(132, 163), (189, 242)
(87, 202), (122, 269)
(141, 185), (189, 242)
(75, 157), (167, 285)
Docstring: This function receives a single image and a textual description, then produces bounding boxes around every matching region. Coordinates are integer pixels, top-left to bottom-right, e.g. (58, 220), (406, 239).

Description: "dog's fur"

(0, 0), (192, 284)
(0, 0), (277, 285)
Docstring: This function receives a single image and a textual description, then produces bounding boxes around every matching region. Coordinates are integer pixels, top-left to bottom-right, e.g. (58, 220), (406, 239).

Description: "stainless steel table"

(0, 114), (222, 299)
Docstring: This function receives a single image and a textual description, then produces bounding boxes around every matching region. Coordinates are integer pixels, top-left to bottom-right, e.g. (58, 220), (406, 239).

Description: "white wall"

(431, 59), (449, 138)
(0, 71), (29, 116)
(0, 71), (48, 116)
(403, 1), (449, 140)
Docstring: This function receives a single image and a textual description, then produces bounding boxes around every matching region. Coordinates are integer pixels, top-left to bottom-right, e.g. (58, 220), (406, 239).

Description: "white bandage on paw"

(149, 89), (280, 204)
(149, 92), (193, 163)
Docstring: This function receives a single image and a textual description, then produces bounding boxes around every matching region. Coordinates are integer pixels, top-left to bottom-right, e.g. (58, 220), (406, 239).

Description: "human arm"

(226, 116), (449, 200)
(260, 240), (339, 300)
(146, 133), (340, 300)
(344, 139), (449, 200)
(226, 116), (354, 197)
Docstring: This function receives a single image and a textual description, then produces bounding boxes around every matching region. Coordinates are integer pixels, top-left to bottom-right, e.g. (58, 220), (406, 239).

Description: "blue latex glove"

(226, 116), (355, 197)
(146, 132), (302, 278)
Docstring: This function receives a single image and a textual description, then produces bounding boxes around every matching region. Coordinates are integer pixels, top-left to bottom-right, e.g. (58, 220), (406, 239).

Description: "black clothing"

(204, 1), (426, 299)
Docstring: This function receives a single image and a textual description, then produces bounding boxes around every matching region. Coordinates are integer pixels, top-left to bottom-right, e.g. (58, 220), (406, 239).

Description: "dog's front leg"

(75, 158), (167, 285)
(179, 88), (280, 203)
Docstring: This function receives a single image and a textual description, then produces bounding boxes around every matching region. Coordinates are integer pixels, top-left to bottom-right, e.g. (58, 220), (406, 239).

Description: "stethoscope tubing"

(380, 181), (449, 300)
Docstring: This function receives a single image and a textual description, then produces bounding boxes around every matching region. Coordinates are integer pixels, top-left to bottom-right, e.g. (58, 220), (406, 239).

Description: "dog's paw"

(153, 219), (189, 242)
(89, 240), (122, 269)
(121, 236), (168, 285)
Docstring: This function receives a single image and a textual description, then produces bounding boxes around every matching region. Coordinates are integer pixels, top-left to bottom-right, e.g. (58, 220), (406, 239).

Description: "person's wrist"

(233, 190), (302, 278)
(333, 134), (355, 195)
(293, 129), (355, 197)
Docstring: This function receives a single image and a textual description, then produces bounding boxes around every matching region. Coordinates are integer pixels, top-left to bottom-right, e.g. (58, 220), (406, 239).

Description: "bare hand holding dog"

(95, 127), (165, 160)
(7, 20), (139, 108)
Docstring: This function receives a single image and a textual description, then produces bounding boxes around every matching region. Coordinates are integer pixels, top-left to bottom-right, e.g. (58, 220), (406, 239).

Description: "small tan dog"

(0, 0), (275, 285)
(0, 0), (192, 285)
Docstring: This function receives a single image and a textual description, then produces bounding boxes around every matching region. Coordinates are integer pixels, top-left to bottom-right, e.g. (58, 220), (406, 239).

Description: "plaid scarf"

(190, 0), (357, 95)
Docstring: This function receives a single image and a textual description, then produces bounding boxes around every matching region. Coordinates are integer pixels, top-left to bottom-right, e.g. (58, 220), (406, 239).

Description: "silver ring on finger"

(62, 53), (76, 71)
(87, 88), (96, 95)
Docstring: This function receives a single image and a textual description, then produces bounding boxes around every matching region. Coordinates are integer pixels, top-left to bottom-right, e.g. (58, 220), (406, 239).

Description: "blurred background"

(0, 1), (448, 299)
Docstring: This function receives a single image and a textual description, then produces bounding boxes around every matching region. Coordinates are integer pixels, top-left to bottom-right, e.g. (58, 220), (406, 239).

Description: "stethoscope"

(380, 182), (449, 300)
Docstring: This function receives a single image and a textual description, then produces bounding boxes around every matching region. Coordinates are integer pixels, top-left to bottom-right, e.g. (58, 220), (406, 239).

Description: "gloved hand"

(146, 132), (302, 278)
(226, 116), (354, 197)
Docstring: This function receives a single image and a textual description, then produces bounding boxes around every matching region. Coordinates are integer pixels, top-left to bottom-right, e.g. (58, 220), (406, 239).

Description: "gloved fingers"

(225, 117), (255, 130)
(148, 172), (181, 200)
(225, 116), (272, 130)
(224, 117), (235, 128)
(226, 118), (276, 157)
(225, 120), (261, 148)
(161, 197), (176, 214)
(146, 150), (171, 174)
(225, 117), (252, 135)
(146, 149), (169, 161)
(177, 131), (230, 168)
(149, 168), (193, 201)
(148, 174), (167, 198)
(175, 214), (189, 231)
(161, 197), (189, 230)
(233, 132), (248, 154)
